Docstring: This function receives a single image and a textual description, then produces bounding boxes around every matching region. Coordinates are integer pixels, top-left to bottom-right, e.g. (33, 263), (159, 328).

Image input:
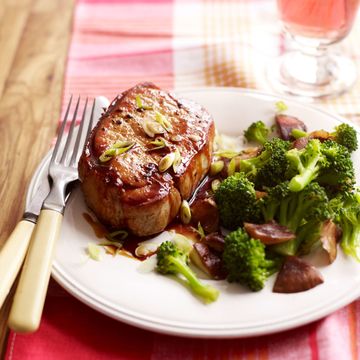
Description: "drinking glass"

(267, 0), (360, 99)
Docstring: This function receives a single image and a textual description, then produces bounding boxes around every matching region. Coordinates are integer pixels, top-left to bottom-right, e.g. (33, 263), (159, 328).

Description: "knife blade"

(0, 96), (109, 310)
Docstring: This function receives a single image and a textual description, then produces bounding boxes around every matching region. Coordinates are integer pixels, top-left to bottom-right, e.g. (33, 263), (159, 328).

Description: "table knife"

(0, 169), (50, 308)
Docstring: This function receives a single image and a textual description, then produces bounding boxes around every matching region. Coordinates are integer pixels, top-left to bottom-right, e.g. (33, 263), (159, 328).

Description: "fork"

(8, 97), (95, 333)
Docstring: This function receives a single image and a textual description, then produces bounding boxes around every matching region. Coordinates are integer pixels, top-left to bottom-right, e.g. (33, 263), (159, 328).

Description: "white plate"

(29, 88), (360, 338)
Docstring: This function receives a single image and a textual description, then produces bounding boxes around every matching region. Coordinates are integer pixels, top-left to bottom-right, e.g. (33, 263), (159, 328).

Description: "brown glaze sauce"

(83, 213), (108, 238)
(83, 212), (201, 261)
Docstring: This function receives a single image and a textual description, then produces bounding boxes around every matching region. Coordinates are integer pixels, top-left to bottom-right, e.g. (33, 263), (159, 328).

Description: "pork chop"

(78, 83), (215, 236)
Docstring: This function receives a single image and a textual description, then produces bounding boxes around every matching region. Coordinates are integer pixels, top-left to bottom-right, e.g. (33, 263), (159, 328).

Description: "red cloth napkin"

(6, 0), (360, 358)
(5, 280), (359, 359)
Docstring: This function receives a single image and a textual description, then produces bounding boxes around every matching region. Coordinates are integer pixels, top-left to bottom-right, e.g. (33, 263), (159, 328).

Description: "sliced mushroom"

(335, 225), (342, 243)
(244, 221), (296, 245)
(203, 232), (225, 253)
(190, 197), (219, 234)
(273, 256), (324, 293)
(190, 242), (225, 279)
(255, 190), (267, 199)
(275, 114), (307, 141)
(309, 130), (334, 142)
(239, 147), (261, 159)
(292, 136), (309, 150)
(319, 219), (337, 264)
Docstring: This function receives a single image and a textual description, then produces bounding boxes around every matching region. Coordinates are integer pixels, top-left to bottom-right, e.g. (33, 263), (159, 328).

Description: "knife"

(0, 166), (50, 308)
(0, 96), (109, 310)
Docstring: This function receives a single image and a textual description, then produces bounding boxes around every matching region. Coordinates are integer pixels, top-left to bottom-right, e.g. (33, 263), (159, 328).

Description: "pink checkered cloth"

(6, 0), (360, 359)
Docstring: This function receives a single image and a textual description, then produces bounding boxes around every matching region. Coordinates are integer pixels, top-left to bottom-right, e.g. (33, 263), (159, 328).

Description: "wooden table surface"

(0, 0), (75, 357)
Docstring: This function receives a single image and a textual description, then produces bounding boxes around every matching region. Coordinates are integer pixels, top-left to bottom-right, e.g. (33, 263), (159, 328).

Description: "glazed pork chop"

(78, 83), (215, 236)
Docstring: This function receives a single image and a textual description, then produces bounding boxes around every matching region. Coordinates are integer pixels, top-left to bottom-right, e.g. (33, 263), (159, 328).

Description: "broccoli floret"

(286, 139), (326, 192)
(260, 182), (330, 255)
(338, 205), (360, 261)
(261, 182), (329, 230)
(317, 140), (355, 192)
(223, 228), (280, 291)
(287, 139), (355, 193)
(330, 191), (360, 261)
(240, 138), (291, 188)
(214, 172), (261, 229)
(156, 241), (219, 303)
(244, 121), (270, 145)
(331, 123), (358, 153)
(296, 219), (324, 255)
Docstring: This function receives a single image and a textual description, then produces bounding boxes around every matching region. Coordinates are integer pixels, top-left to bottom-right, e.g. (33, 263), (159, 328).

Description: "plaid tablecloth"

(6, 0), (360, 359)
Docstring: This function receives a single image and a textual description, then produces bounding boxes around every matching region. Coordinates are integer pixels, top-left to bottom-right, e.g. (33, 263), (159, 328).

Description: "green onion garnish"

(275, 101), (288, 113)
(196, 222), (205, 239)
(214, 150), (240, 159)
(87, 243), (101, 261)
(180, 200), (191, 225)
(136, 95), (153, 110)
(158, 152), (176, 172)
(149, 137), (168, 150)
(106, 229), (128, 241)
(99, 141), (135, 162)
(172, 148), (182, 173)
(155, 111), (172, 131)
(136, 95), (143, 109)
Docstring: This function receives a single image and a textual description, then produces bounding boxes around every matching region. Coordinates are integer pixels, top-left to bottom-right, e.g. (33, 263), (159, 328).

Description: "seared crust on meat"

(78, 83), (215, 236)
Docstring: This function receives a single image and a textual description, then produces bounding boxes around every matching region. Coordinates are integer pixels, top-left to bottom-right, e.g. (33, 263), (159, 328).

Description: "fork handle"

(8, 209), (62, 333)
(0, 220), (35, 309)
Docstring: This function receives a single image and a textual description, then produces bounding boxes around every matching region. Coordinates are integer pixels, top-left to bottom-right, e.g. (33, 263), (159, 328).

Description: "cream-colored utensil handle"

(8, 209), (62, 333)
(0, 220), (35, 309)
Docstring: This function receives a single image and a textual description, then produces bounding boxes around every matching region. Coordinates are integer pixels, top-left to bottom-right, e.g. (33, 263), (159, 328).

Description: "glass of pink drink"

(268, 0), (360, 99)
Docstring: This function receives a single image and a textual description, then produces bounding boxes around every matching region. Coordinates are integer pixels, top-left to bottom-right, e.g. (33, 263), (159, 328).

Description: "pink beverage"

(278, 0), (360, 44)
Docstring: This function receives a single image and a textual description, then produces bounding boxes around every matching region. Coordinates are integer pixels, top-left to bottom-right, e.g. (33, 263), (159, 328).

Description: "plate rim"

(28, 87), (360, 338)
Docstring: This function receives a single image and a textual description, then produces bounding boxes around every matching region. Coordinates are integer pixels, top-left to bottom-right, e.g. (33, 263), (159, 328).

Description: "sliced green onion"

(136, 95), (143, 109)
(155, 111), (172, 131)
(107, 229), (128, 241)
(227, 156), (242, 177)
(227, 157), (237, 176)
(211, 179), (221, 192)
(291, 128), (307, 139)
(99, 141), (135, 162)
(99, 240), (124, 249)
(172, 148), (182, 173)
(136, 95), (153, 110)
(214, 150), (240, 159)
(143, 118), (165, 138)
(180, 200), (191, 224)
(135, 243), (158, 257)
(149, 137), (168, 150)
(275, 100), (288, 113)
(210, 160), (224, 176)
(87, 243), (101, 261)
(159, 152), (176, 172)
(172, 233), (193, 254)
(196, 222), (205, 239)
